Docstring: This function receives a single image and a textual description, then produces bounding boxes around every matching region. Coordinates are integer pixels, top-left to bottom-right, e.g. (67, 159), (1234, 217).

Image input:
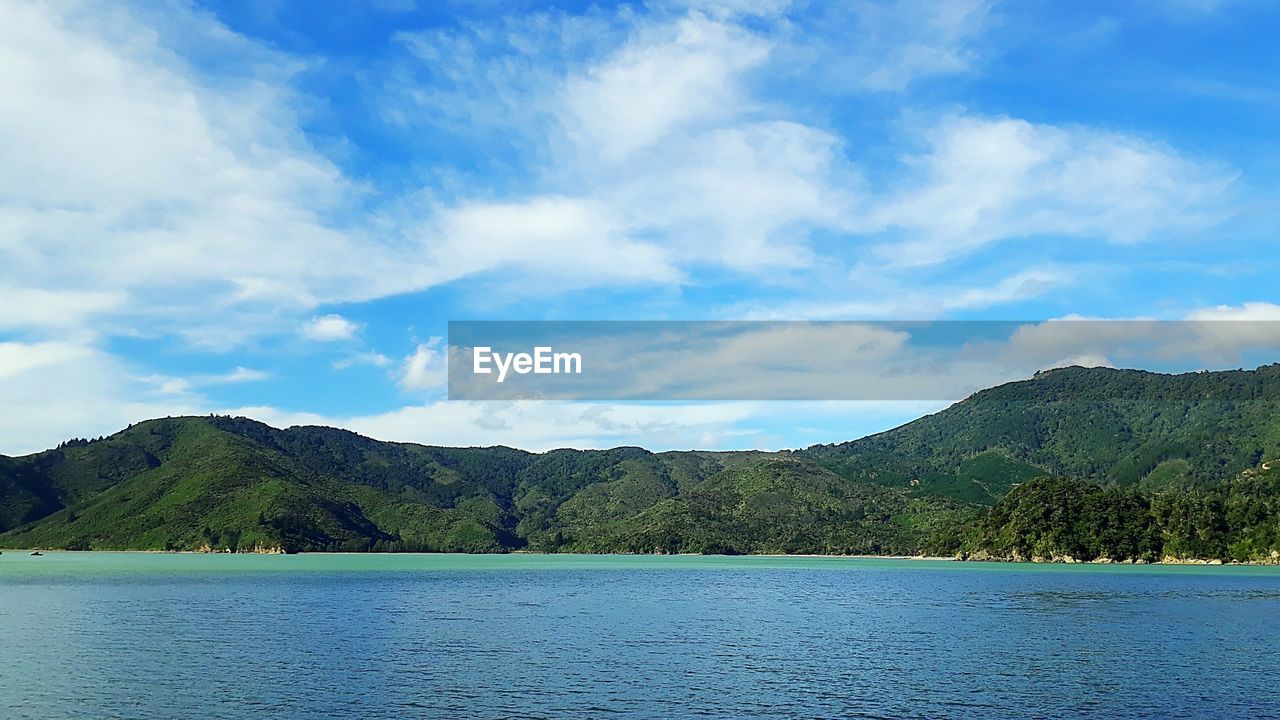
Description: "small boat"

(29, 551), (43, 556)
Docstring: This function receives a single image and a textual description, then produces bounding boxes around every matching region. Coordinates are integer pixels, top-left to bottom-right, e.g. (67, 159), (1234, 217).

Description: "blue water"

(2, 553), (1278, 719)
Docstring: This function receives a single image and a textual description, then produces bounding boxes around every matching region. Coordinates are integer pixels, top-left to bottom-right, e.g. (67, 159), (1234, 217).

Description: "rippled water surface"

(2, 553), (1279, 719)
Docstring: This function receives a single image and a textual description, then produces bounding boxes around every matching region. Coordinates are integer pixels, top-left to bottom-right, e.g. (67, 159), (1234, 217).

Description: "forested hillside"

(2, 364), (1278, 560)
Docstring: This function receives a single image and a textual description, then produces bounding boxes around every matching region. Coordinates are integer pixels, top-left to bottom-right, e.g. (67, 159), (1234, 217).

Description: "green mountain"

(799, 364), (1280, 500)
(2, 364), (1278, 559)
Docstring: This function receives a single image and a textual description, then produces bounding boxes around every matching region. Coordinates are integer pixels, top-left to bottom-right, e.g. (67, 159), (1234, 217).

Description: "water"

(2, 553), (1278, 719)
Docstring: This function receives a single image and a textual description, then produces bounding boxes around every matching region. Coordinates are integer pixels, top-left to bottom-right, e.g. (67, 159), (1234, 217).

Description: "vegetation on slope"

(0, 364), (1277, 559)
(800, 365), (1280, 497)
(960, 466), (1280, 563)
(552, 457), (973, 555)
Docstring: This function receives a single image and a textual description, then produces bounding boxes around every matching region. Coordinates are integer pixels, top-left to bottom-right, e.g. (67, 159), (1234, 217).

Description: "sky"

(1, 0), (1278, 455)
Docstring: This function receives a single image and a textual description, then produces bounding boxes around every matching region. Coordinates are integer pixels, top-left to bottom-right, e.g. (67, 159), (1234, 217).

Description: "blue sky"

(1, 0), (1278, 455)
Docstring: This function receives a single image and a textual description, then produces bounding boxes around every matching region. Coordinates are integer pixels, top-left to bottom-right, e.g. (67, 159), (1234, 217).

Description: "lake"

(2, 553), (1278, 719)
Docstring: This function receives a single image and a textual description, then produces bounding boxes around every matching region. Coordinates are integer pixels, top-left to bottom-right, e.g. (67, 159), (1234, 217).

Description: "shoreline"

(4, 548), (1278, 566)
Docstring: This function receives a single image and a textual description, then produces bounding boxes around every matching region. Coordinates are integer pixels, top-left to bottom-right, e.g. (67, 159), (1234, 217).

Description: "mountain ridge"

(2, 363), (1278, 559)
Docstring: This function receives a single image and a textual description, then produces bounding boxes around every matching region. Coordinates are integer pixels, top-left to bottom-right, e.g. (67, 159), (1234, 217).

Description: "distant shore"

(6, 548), (1280, 565)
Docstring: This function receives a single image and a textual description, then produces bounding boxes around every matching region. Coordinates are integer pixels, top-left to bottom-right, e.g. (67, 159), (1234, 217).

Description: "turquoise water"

(2, 553), (1278, 719)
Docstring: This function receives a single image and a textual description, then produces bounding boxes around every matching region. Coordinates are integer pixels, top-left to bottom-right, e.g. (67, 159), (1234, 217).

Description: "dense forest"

(2, 364), (1279, 562)
(955, 468), (1280, 563)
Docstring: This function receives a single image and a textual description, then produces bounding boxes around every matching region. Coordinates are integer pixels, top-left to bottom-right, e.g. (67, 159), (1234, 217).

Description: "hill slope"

(798, 364), (1280, 501)
(2, 364), (1278, 557)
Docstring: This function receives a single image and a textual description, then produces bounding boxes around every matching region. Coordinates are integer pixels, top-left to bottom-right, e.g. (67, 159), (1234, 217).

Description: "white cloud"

(0, 287), (127, 331)
(0, 340), (96, 380)
(563, 13), (769, 162)
(396, 9), (857, 281)
(1186, 302), (1280, 321)
(236, 398), (939, 453)
(999, 317), (1158, 369)
(790, 0), (996, 92)
(0, 1), (683, 348)
(997, 307), (1280, 369)
(301, 314), (359, 342)
(139, 366), (269, 397)
(0, 0), (418, 330)
(423, 197), (682, 288)
(609, 121), (852, 271)
(398, 338), (447, 392)
(862, 2), (991, 90)
(209, 366), (270, 384)
(355, 401), (769, 451)
(948, 268), (1073, 311)
(0, 330), (939, 455)
(735, 267), (1073, 320)
(0, 331), (946, 455)
(1183, 302), (1280, 357)
(141, 375), (195, 396)
(386, 7), (1234, 300)
(868, 115), (1236, 266)
(0, 340), (199, 455)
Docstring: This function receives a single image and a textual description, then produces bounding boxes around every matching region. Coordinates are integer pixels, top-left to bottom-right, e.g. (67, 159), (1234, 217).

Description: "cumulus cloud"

(301, 314), (359, 342)
(1182, 303), (1280, 359)
(997, 307), (1280, 369)
(398, 338), (447, 392)
(1186, 302), (1280, 321)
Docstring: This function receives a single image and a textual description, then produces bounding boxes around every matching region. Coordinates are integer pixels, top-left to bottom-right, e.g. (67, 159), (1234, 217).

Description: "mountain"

(798, 364), (1280, 500)
(2, 364), (1278, 558)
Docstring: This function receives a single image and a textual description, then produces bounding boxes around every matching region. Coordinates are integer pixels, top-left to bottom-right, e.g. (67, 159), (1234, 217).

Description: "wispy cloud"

(866, 114), (1236, 266)
(791, 0), (996, 91)
(0, 1), (400, 338)
(333, 352), (393, 370)
(141, 366), (269, 397)
(732, 267), (1075, 320)
(563, 14), (769, 162)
